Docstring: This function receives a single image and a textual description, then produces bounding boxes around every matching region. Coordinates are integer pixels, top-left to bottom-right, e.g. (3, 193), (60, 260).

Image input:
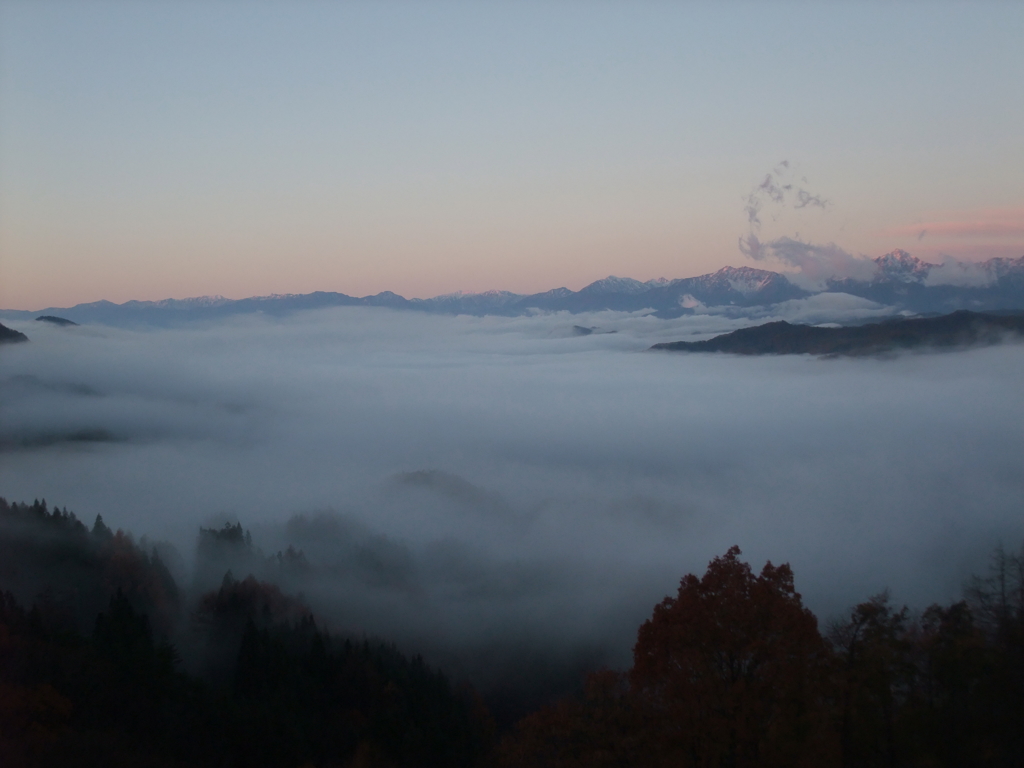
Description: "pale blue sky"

(2, 1), (1022, 307)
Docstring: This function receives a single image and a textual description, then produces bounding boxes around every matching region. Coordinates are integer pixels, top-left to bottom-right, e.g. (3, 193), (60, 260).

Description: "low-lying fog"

(3, 305), (1023, 682)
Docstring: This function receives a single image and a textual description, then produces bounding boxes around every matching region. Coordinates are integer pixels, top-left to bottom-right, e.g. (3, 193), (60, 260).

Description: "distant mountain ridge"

(825, 252), (1024, 313)
(3, 252), (1023, 327)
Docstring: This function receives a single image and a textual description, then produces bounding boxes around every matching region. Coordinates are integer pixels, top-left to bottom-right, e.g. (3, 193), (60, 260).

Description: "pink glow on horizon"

(877, 207), (1024, 240)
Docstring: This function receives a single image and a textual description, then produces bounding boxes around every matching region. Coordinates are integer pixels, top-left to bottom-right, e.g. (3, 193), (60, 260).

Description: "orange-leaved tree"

(500, 547), (839, 768)
(629, 546), (838, 768)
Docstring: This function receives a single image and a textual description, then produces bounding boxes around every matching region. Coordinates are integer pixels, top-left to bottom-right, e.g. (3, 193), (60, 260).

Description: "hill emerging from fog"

(36, 315), (78, 326)
(0, 322), (29, 344)
(649, 310), (1024, 357)
(3, 251), (1024, 327)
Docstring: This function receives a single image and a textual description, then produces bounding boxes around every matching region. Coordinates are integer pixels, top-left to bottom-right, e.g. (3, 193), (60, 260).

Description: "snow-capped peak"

(710, 266), (780, 296)
(137, 295), (231, 309)
(580, 276), (649, 295)
(872, 250), (934, 283)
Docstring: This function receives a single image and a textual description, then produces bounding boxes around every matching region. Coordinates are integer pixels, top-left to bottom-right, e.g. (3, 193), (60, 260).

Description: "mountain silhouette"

(650, 310), (1024, 356)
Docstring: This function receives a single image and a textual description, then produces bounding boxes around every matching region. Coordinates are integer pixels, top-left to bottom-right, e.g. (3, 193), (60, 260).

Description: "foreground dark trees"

(3, 498), (1024, 767)
(0, 583), (490, 767)
(499, 547), (838, 767)
(500, 547), (1024, 768)
(0, 500), (490, 767)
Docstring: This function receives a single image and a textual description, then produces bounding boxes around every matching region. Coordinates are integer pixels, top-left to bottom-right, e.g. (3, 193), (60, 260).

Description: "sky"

(1, 1), (1023, 309)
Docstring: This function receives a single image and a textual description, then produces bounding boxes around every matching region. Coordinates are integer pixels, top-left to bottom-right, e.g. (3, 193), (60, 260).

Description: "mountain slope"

(649, 310), (1024, 356)
(0, 322), (28, 344)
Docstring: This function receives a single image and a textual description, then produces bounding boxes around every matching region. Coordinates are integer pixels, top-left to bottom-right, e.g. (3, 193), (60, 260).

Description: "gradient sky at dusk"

(1, 1), (1022, 309)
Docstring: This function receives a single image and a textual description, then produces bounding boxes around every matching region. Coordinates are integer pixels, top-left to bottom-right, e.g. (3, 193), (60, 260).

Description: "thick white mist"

(1, 308), (1022, 671)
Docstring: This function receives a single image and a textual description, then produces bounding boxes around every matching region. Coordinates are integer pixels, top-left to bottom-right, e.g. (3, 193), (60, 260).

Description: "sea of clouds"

(2, 305), (1023, 685)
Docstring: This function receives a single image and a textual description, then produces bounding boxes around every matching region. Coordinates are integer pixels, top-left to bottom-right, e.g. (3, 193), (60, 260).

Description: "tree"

(913, 601), (989, 767)
(630, 546), (837, 768)
(964, 543), (1024, 764)
(499, 670), (639, 768)
(500, 547), (839, 768)
(828, 592), (914, 768)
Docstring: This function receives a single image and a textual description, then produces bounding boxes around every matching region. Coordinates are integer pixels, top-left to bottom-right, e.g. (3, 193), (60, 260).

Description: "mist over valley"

(3, 307), (1022, 695)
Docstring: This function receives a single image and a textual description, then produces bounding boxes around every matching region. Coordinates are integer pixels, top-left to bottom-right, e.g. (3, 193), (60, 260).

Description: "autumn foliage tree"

(501, 547), (839, 768)
(498, 669), (638, 768)
(828, 592), (913, 766)
(630, 546), (837, 768)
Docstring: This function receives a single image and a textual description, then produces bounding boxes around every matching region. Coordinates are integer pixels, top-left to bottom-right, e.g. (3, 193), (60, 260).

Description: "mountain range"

(3, 251), (1023, 327)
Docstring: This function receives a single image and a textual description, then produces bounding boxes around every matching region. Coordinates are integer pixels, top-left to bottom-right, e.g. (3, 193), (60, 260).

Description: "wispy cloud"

(739, 163), (856, 286)
(742, 161), (830, 231)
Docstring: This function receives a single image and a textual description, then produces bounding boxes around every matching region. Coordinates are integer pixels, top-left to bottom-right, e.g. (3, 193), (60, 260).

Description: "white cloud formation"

(741, 235), (877, 288)
(924, 259), (998, 287)
(742, 160), (829, 229)
(2, 309), (1023, 680)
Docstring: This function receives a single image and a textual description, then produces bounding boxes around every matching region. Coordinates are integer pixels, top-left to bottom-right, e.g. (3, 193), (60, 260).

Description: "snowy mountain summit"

(872, 250), (935, 283)
(579, 276), (650, 295)
(711, 266), (787, 296)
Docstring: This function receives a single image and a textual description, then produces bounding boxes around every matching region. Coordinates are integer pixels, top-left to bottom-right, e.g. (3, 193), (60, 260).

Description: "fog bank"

(2, 307), (1022, 676)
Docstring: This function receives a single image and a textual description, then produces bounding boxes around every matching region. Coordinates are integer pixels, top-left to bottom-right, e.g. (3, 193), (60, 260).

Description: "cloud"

(794, 189), (829, 210)
(742, 161), (829, 231)
(739, 163), (855, 286)
(740, 235), (876, 288)
(743, 292), (897, 325)
(2, 309), (1023, 692)
(924, 258), (999, 288)
(738, 169), (1021, 287)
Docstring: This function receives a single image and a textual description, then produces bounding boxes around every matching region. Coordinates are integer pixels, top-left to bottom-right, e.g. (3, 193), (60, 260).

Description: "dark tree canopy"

(501, 547), (839, 768)
(6, 499), (1024, 768)
(630, 546), (837, 768)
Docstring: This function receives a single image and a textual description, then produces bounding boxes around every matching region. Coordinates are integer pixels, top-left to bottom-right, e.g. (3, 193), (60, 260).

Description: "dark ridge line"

(649, 310), (1024, 357)
(36, 315), (78, 326)
(0, 321), (28, 344)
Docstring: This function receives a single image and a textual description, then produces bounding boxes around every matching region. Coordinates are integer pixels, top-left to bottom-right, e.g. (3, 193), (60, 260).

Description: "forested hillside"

(2, 498), (1022, 767)
(0, 499), (490, 767)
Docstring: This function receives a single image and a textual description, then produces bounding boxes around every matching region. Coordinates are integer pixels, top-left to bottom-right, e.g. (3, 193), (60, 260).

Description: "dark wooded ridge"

(0, 322), (28, 344)
(651, 310), (1024, 356)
